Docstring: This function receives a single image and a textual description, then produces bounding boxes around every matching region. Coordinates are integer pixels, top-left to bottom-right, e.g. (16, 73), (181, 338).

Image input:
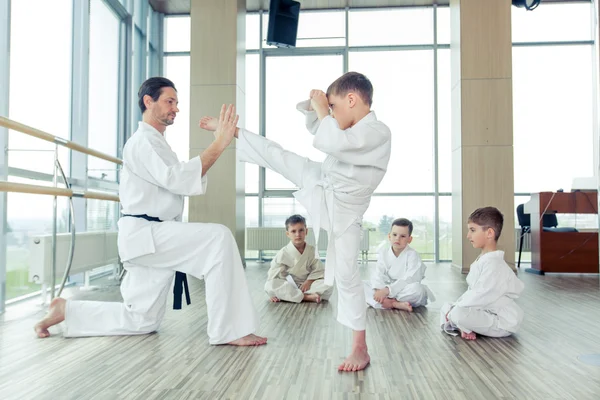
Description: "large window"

(8, 0), (72, 175)
(511, 3), (596, 260)
(349, 50), (435, 193)
(88, 0), (121, 181)
(265, 55), (343, 189)
(2, 0), (153, 310)
(246, 2), (596, 263)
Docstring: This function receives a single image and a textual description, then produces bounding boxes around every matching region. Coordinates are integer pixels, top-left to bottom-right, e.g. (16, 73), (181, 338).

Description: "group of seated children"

(265, 207), (524, 341)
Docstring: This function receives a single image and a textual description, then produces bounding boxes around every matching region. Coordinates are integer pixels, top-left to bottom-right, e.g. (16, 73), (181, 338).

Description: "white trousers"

(264, 278), (333, 303)
(440, 303), (511, 338)
(237, 130), (367, 330)
(364, 281), (430, 308)
(64, 222), (260, 345)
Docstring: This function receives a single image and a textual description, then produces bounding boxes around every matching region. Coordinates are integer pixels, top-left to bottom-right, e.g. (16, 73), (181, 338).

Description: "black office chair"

(516, 204), (578, 268)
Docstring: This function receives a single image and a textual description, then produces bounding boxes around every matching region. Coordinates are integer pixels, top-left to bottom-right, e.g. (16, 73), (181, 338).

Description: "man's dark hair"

(138, 77), (177, 113)
(285, 214), (306, 230)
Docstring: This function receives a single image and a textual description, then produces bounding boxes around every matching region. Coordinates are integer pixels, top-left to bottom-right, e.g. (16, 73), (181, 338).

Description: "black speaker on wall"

(266, 0), (300, 48)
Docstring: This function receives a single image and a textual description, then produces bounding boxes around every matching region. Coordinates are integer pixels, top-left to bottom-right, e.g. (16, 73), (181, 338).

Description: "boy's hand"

(309, 90), (329, 119)
(299, 280), (314, 293)
(374, 288), (390, 303)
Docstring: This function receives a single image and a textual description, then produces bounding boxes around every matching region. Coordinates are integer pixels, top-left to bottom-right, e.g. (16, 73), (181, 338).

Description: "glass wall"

(161, 2), (596, 264)
(1, 0), (161, 309)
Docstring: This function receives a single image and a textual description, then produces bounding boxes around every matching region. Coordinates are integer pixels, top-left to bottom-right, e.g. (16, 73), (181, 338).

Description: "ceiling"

(148, 0), (586, 14)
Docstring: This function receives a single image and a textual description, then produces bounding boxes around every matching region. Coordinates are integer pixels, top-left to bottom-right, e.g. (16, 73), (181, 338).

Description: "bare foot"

(303, 293), (321, 303)
(228, 333), (268, 346)
(338, 346), (370, 372)
(461, 330), (476, 340)
(393, 301), (413, 312)
(34, 297), (66, 338)
(380, 298), (395, 309)
(199, 116), (218, 131)
(269, 296), (280, 302)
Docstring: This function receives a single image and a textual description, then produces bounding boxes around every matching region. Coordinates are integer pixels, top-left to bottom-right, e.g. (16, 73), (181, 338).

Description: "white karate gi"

(236, 100), (391, 330)
(440, 251), (524, 338)
(63, 121), (259, 344)
(264, 242), (333, 303)
(365, 245), (434, 308)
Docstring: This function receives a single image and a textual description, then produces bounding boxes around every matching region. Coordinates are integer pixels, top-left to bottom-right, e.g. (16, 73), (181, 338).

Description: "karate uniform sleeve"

(312, 116), (390, 166)
(371, 253), (388, 289)
(455, 262), (506, 309)
(296, 99), (321, 134)
(306, 256), (325, 281)
(267, 249), (288, 281)
(387, 251), (425, 298)
(132, 137), (207, 196)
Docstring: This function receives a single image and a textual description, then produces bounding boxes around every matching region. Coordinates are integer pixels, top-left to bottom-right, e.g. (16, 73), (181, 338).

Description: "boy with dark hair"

(440, 207), (524, 340)
(265, 214), (332, 303)
(365, 218), (434, 311)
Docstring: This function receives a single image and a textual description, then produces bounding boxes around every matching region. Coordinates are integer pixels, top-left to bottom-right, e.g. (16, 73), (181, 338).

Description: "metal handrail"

(0, 116), (122, 165)
(0, 181), (120, 202)
(0, 116), (122, 302)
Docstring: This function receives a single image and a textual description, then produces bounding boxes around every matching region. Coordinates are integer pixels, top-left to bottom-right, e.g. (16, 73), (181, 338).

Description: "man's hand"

(214, 104), (239, 147)
(309, 89), (329, 120)
(299, 280), (314, 293)
(373, 287), (390, 303)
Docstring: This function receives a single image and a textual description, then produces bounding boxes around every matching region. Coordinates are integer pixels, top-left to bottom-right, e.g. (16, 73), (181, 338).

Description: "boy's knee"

(448, 306), (469, 325)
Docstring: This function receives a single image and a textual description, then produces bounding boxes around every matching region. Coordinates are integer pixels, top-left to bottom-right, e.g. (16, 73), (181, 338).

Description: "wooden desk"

(524, 191), (599, 274)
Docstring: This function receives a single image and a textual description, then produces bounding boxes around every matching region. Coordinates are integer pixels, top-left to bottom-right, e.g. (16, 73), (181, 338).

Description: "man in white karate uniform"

(440, 207), (524, 340)
(365, 218), (434, 311)
(34, 77), (267, 347)
(200, 72), (391, 371)
(265, 214), (333, 303)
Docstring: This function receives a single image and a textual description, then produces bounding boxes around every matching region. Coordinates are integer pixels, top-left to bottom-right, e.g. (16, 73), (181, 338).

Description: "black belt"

(122, 214), (191, 310)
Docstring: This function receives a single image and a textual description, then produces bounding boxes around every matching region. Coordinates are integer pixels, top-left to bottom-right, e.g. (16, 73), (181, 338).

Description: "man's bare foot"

(199, 116), (218, 131)
(461, 330), (476, 340)
(303, 293), (321, 303)
(34, 297), (66, 338)
(338, 346), (370, 372)
(228, 333), (268, 346)
(269, 296), (280, 302)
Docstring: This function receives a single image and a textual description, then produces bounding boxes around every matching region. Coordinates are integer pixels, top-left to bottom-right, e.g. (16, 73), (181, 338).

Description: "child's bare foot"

(34, 297), (66, 338)
(199, 116), (218, 131)
(269, 296), (280, 302)
(380, 298), (413, 312)
(393, 301), (413, 312)
(303, 293), (321, 303)
(461, 330), (476, 340)
(380, 298), (395, 309)
(228, 334), (268, 346)
(338, 346), (370, 372)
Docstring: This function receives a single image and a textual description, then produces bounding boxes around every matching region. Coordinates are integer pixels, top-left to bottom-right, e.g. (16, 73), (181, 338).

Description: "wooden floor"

(1, 262), (600, 400)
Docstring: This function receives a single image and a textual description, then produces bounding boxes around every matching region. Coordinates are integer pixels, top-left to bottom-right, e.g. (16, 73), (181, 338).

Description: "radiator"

(29, 231), (119, 285)
(246, 227), (371, 252)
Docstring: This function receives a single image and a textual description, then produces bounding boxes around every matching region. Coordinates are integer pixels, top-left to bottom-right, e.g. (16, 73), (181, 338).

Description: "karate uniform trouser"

(440, 303), (511, 338)
(264, 278), (333, 303)
(393, 283), (429, 307)
(237, 130), (367, 331)
(63, 222), (260, 344)
(364, 282), (430, 308)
